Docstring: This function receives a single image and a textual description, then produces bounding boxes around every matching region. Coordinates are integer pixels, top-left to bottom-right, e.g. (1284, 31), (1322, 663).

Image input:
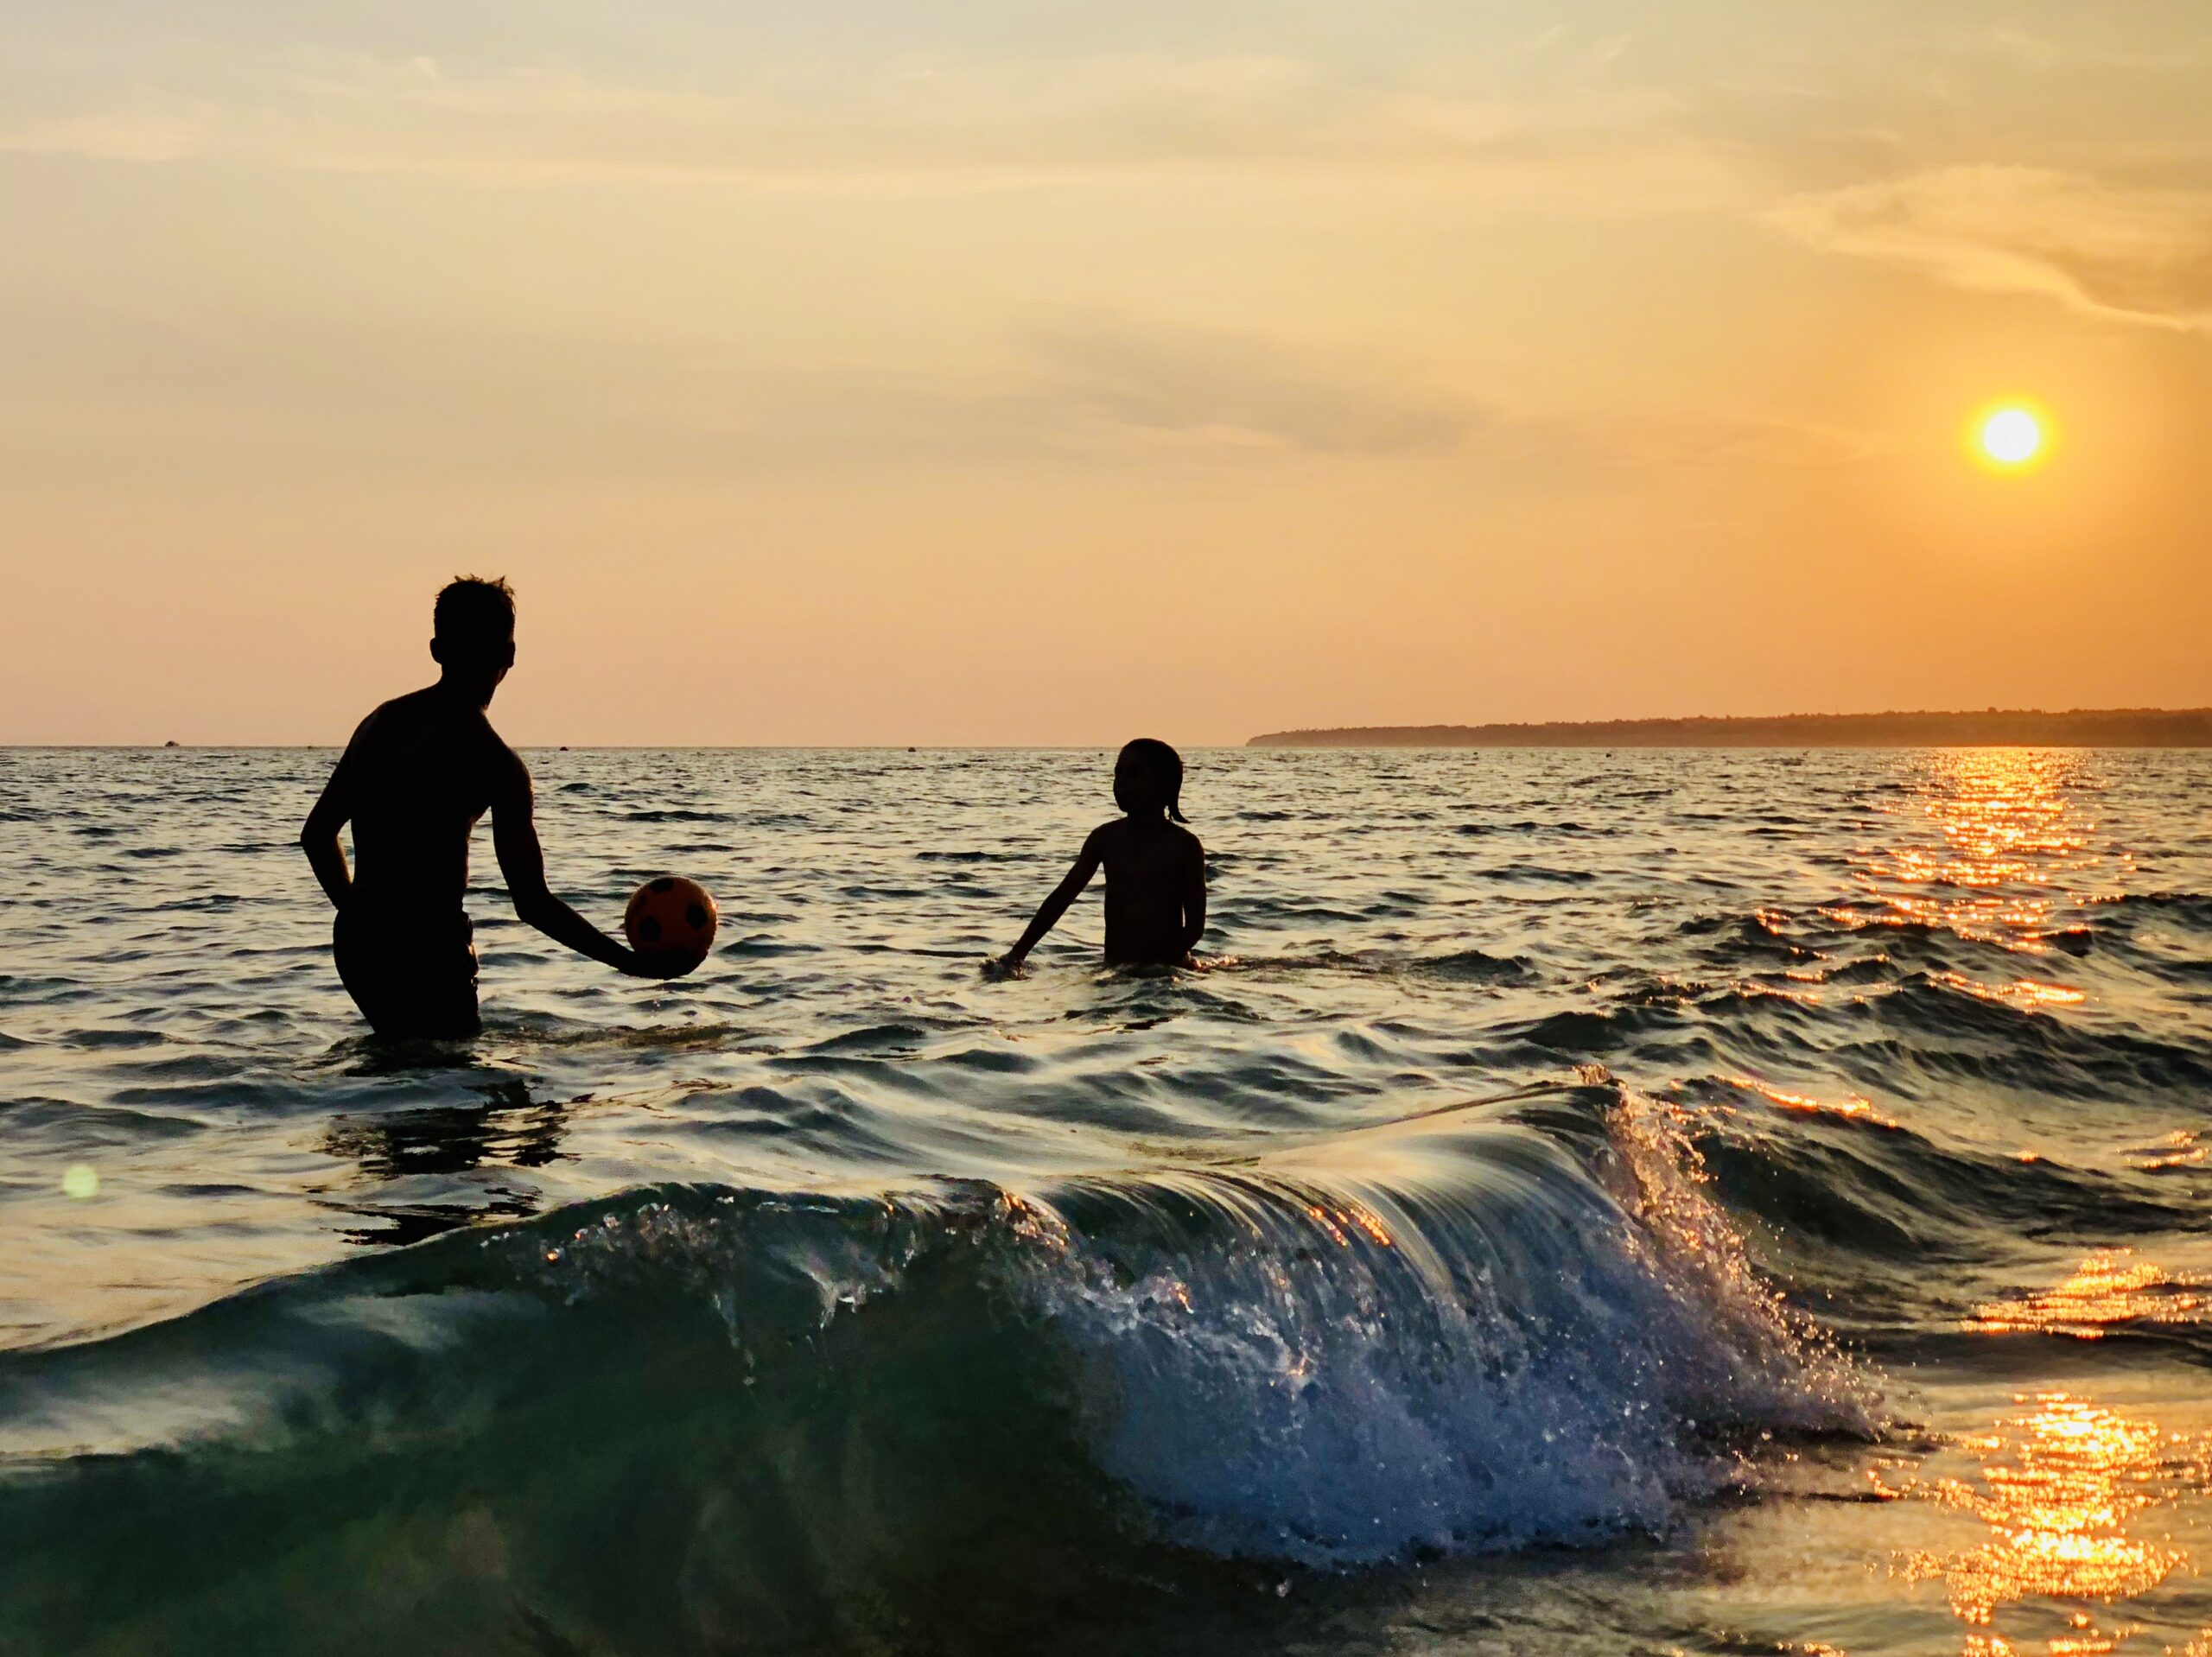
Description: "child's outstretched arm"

(1177, 835), (1208, 959)
(998, 829), (1105, 968)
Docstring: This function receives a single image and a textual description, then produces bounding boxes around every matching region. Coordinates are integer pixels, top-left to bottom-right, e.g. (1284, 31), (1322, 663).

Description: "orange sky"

(3, 2), (2209, 745)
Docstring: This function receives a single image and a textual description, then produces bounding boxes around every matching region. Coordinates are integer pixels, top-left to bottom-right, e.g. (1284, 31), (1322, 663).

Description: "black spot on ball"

(639, 917), (663, 943)
(651, 877), (675, 894)
(685, 904), (709, 930)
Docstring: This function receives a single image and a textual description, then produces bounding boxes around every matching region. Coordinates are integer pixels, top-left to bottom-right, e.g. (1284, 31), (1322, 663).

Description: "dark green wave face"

(0, 1091), (1869, 1655)
(3, 746), (2212, 1656)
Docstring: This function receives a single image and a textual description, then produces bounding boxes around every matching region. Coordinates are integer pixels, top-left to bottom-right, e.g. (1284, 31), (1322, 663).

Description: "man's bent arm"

(301, 742), (359, 910)
(490, 754), (671, 977)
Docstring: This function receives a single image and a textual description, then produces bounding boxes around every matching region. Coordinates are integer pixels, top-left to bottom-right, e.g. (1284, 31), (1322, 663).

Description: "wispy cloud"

(0, 109), (207, 162)
(1028, 321), (1482, 456)
(0, 52), (1739, 210)
(1972, 26), (2212, 76)
(1769, 165), (2212, 332)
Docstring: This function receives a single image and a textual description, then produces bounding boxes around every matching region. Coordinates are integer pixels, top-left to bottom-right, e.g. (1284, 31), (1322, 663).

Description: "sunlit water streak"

(1, 745), (2209, 1655)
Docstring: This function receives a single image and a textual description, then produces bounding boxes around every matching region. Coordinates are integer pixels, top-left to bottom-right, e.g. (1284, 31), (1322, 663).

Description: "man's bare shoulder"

(465, 712), (528, 802)
(357, 685), (444, 736)
(491, 730), (530, 792)
(355, 690), (518, 771)
(341, 691), (418, 756)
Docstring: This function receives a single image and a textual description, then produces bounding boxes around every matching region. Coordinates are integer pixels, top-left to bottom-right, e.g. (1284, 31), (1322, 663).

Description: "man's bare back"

(331, 687), (512, 918)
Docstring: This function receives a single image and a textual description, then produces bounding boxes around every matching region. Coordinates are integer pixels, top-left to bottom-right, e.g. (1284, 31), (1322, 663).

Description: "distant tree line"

(1247, 708), (2212, 748)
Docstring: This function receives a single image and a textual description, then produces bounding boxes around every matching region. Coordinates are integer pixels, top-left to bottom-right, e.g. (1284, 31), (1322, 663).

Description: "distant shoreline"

(1247, 708), (2212, 748)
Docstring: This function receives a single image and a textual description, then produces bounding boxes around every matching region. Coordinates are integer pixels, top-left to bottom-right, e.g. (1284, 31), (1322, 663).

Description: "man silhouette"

(301, 575), (682, 1038)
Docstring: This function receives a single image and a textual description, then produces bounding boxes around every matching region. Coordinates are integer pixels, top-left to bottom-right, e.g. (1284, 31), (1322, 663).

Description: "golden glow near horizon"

(1979, 406), (2047, 469)
(1, 4), (2210, 741)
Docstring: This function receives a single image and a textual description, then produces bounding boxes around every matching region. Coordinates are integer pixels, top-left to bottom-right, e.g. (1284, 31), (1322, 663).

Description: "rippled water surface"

(3, 746), (2209, 1655)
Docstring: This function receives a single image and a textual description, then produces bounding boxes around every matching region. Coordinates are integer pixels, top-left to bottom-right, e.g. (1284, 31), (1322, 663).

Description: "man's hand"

(626, 947), (707, 980)
(494, 752), (698, 980)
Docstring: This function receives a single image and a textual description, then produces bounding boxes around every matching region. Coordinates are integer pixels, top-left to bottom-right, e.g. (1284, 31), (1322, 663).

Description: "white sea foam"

(1010, 1093), (1872, 1562)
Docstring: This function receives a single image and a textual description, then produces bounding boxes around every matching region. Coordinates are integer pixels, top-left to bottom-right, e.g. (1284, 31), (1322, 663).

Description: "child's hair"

(1119, 738), (1188, 823)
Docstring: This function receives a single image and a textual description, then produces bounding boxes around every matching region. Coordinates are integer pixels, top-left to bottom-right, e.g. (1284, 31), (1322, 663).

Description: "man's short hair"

(433, 575), (516, 651)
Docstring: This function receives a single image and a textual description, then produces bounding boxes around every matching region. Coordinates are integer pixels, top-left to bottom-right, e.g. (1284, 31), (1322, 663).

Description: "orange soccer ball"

(624, 876), (719, 969)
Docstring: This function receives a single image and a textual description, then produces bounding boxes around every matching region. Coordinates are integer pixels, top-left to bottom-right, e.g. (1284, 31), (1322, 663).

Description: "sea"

(1, 745), (2208, 1657)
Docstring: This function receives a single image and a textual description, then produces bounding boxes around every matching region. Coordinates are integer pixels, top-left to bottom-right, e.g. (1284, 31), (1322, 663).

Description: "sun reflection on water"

(1934, 971), (2089, 1011)
(1966, 1251), (2209, 1340)
(1839, 749), (2120, 958)
(1885, 1398), (2212, 1646)
(1886, 1393), (2209, 1648)
(1719, 1071), (1897, 1127)
(2128, 1133), (2209, 1173)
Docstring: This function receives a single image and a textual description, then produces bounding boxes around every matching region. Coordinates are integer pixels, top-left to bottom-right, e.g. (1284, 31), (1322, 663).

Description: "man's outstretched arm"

(300, 740), (360, 910)
(491, 752), (683, 978)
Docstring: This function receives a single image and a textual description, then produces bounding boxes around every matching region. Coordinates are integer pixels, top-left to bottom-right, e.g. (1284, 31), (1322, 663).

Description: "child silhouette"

(996, 740), (1207, 970)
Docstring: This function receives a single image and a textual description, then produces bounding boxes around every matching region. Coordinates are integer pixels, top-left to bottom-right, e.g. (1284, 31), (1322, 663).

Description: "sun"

(1978, 405), (2044, 468)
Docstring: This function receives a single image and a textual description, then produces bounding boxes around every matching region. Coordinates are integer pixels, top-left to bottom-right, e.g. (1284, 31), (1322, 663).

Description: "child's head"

(1114, 739), (1187, 822)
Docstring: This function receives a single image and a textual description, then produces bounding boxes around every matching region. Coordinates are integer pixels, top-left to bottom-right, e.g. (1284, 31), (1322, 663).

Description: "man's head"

(429, 575), (517, 701)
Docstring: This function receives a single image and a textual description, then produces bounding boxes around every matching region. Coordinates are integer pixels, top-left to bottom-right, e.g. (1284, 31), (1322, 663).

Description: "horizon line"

(14, 702), (2212, 753)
